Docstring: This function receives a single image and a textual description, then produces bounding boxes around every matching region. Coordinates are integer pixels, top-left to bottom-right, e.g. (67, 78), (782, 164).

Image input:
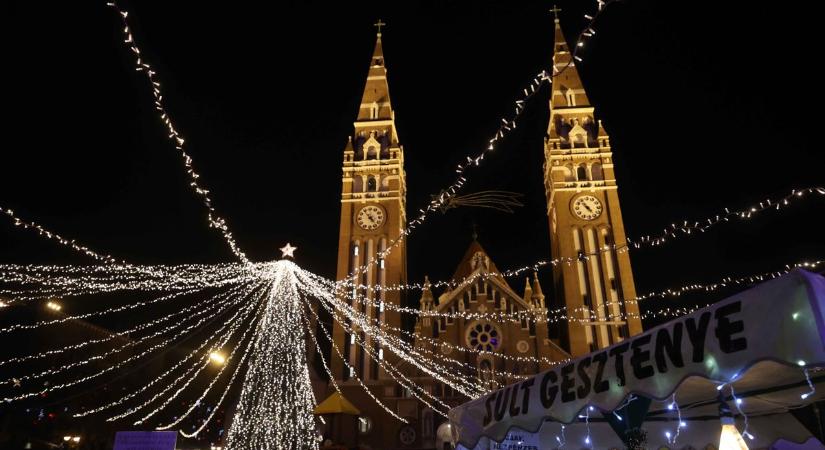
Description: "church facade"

(324, 16), (642, 450)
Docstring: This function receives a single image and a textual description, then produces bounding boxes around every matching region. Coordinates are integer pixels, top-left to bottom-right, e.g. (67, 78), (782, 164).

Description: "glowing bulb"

(735, 398), (742, 406)
(72, 437), (81, 443)
(680, 421), (687, 428)
(797, 360), (806, 367)
(584, 436), (590, 444)
(63, 436), (71, 442)
(46, 301), (62, 311)
(209, 352), (226, 365)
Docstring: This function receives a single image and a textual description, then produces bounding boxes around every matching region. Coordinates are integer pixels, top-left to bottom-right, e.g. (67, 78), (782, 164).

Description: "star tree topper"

(280, 243), (297, 259)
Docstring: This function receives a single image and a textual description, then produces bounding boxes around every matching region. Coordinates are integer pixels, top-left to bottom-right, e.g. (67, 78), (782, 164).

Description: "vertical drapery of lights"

(105, 2), (249, 264)
(223, 262), (317, 450)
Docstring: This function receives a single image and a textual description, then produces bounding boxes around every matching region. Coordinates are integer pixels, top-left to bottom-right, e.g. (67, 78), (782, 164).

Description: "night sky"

(4, 1), (824, 319)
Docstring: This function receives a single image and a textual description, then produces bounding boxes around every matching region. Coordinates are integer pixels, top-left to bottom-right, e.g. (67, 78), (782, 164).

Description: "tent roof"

(449, 269), (825, 448)
(314, 392), (361, 416)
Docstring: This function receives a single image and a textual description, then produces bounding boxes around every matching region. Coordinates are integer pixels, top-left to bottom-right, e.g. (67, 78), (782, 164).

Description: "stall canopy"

(314, 392), (361, 416)
(448, 269), (825, 449)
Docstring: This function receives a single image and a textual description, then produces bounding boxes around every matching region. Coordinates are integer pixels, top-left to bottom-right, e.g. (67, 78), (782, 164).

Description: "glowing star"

(279, 243), (297, 259)
(12, 378), (21, 388)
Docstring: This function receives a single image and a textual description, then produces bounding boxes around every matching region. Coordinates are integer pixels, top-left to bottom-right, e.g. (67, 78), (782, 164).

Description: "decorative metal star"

(279, 243), (297, 259)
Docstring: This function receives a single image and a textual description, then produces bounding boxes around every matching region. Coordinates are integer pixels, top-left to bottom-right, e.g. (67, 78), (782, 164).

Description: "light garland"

(122, 284), (265, 425)
(74, 282), (261, 419)
(106, 2), (249, 264)
(0, 206), (122, 264)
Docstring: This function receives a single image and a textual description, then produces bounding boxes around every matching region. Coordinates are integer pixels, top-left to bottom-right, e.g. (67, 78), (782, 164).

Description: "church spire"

(548, 13), (592, 113)
(356, 20), (394, 124)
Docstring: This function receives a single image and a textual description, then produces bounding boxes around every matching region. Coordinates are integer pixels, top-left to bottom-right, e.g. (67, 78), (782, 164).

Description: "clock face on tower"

(356, 205), (385, 230)
(572, 195), (603, 220)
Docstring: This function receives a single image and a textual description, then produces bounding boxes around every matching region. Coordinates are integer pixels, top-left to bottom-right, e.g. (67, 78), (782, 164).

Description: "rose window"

(466, 322), (501, 352)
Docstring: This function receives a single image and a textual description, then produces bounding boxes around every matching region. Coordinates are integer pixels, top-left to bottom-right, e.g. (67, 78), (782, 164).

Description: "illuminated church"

(322, 14), (642, 449)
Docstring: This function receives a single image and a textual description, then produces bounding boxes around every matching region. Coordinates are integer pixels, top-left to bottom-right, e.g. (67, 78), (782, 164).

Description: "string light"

(665, 393), (684, 445)
(106, 2), (249, 263)
(74, 285), (262, 419)
(0, 205), (122, 264)
(729, 384), (754, 441)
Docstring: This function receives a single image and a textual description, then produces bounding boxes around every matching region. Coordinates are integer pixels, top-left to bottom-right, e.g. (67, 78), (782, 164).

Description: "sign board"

(449, 270), (825, 449)
(113, 431), (177, 450)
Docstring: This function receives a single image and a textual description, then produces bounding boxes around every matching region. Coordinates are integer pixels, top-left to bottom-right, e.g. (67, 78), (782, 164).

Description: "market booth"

(449, 270), (825, 449)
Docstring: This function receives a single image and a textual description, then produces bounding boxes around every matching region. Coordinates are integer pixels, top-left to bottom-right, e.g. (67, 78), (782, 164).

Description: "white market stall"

(448, 269), (825, 449)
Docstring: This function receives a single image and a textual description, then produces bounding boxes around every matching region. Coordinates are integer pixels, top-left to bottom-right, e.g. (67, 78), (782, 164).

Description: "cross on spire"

(374, 19), (386, 36)
(549, 5), (562, 22)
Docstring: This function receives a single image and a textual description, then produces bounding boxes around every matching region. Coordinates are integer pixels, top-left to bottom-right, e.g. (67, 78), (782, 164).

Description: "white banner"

(449, 270), (825, 448)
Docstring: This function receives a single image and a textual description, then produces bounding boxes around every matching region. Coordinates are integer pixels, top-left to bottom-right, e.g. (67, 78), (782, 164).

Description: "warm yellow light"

(71, 436), (81, 443)
(46, 301), (62, 311)
(719, 423), (749, 450)
(63, 436), (71, 442)
(0, 300), (7, 308)
(209, 352), (225, 364)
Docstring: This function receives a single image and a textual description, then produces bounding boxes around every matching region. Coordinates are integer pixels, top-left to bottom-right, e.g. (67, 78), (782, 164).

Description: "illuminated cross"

(280, 243), (297, 259)
(549, 5), (562, 21)
(374, 19), (386, 35)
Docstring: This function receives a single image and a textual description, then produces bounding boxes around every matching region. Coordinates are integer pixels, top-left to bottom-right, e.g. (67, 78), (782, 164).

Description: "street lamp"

(46, 301), (62, 311)
(209, 352), (226, 365)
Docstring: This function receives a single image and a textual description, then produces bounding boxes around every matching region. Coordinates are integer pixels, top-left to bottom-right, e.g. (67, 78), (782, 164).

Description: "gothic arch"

(590, 162), (604, 180)
(576, 164), (589, 181)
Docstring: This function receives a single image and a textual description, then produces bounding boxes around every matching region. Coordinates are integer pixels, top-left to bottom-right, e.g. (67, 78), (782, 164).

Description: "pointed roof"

(531, 272), (545, 300)
(450, 240), (503, 283)
(420, 275), (434, 306)
(549, 19), (591, 109)
(314, 392), (361, 415)
(356, 31), (394, 122)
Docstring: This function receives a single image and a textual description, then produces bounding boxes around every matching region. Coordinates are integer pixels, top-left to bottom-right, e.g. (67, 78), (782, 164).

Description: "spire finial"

(374, 19), (386, 37)
(549, 5), (562, 23)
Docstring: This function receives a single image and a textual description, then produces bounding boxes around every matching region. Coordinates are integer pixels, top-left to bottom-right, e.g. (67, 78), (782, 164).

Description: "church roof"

(435, 239), (532, 313)
(449, 239), (504, 283)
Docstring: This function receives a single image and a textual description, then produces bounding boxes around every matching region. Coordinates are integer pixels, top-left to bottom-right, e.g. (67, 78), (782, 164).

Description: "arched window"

(367, 176), (377, 192)
(591, 163), (604, 180)
(565, 88), (576, 106)
(370, 101), (379, 119)
(563, 163), (576, 182)
(577, 164), (589, 181)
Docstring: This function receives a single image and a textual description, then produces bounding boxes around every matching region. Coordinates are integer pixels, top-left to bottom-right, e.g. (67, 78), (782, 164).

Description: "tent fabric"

(457, 413), (818, 450)
(313, 392), (361, 415)
(448, 270), (825, 449)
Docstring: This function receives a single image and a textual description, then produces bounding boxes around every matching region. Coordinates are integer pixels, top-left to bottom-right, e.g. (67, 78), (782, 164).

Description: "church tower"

(543, 13), (643, 357)
(330, 24), (408, 384)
